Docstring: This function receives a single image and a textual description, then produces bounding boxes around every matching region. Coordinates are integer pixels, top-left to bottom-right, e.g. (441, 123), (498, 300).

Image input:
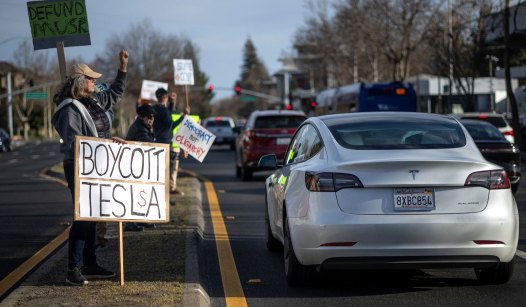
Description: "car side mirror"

(258, 154), (279, 169)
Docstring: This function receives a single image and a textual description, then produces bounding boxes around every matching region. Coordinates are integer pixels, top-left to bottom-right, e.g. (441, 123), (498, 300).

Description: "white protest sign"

(173, 116), (215, 162)
(173, 59), (194, 85)
(74, 136), (170, 222)
(140, 80), (168, 102)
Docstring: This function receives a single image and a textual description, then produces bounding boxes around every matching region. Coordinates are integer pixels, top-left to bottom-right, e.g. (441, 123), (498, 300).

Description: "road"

(1, 141), (525, 306)
(183, 144), (526, 307)
(0, 141), (70, 283)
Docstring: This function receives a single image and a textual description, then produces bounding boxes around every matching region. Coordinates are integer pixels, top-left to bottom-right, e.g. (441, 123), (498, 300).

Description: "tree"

(238, 38), (270, 92)
(181, 42), (212, 118)
(92, 20), (210, 135)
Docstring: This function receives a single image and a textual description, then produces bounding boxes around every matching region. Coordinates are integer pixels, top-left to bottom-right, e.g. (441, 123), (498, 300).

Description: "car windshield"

(461, 121), (507, 142)
(326, 117), (466, 149)
(254, 116), (306, 129)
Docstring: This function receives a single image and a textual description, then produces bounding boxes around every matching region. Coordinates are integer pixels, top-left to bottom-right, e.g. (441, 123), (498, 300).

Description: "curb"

(181, 172), (210, 307)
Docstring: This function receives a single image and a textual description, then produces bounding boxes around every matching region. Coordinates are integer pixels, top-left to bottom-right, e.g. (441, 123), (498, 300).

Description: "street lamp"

(485, 55), (499, 112)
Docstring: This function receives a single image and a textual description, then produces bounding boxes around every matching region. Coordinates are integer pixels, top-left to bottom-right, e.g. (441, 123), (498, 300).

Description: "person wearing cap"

(52, 50), (129, 286)
(152, 88), (190, 195)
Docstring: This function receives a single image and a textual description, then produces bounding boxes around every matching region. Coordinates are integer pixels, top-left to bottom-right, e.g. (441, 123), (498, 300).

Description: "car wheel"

(241, 166), (252, 181)
(474, 259), (514, 284)
(265, 196), (281, 251)
(284, 216), (315, 286)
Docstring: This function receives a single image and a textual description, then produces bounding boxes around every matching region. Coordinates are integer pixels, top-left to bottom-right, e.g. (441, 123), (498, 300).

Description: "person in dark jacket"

(123, 104), (157, 231)
(52, 50), (128, 286)
(152, 88), (189, 194)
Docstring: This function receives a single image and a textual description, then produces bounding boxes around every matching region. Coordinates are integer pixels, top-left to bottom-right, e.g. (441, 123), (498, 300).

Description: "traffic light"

(310, 101), (317, 110)
(235, 85), (241, 95)
(286, 104), (292, 110)
(207, 84), (214, 94)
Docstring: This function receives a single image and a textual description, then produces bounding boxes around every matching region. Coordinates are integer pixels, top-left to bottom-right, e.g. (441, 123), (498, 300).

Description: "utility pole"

(485, 55), (498, 112)
(7, 72), (13, 137)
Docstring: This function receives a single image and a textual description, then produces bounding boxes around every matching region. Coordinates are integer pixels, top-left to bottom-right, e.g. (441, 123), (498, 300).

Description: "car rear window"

(327, 118), (466, 149)
(254, 116), (306, 129)
(460, 116), (507, 128)
(205, 120), (231, 127)
(461, 121), (507, 142)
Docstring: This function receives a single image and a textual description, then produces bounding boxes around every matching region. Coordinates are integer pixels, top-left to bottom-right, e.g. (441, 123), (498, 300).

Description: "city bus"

(316, 81), (417, 114)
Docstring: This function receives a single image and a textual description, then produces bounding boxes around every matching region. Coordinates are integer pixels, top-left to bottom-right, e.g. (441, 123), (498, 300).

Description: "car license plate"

(394, 188), (435, 210)
(276, 138), (291, 145)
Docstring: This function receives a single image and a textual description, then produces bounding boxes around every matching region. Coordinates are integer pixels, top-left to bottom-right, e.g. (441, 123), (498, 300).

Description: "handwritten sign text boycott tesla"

(75, 136), (170, 222)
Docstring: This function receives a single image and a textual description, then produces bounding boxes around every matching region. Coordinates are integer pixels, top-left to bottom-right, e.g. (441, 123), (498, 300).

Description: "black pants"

(64, 161), (97, 270)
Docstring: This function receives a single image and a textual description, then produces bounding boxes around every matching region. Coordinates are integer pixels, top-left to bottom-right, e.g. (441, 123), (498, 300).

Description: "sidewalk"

(1, 170), (208, 307)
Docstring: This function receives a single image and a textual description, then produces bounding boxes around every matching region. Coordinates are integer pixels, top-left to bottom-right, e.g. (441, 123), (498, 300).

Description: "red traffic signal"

(286, 104), (292, 110)
(311, 101), (317, 108)
(207, 84), (214, 94)
(235, 85), (241, 95)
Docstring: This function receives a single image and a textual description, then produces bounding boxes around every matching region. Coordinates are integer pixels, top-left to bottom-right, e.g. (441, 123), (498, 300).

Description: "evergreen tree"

(238, 38), (270, 92)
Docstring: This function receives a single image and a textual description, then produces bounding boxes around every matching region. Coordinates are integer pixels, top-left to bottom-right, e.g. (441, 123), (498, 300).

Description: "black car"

(0, 128), (11, 152)
(460, 119), (520, 194)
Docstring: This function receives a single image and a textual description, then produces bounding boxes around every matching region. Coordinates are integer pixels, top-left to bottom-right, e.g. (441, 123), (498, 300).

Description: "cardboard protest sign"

(140, 80), (168, 102)
(173, 59), (194, 85)
(74, 136), (170, 222)
(173, 116), (215, 162)
(27, 0), (91, 50)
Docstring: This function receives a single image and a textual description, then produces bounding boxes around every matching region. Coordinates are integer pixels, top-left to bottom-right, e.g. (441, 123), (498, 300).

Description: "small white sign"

(173, 59), (194, 85)
(173, 116), (215, 162)
(75, 136), (170, 222)
(140, 80), (168, 102)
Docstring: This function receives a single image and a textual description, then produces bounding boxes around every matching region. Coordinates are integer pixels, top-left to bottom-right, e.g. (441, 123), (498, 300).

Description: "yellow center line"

(204, 181), (248, 307)
(0, 227), (70, 297)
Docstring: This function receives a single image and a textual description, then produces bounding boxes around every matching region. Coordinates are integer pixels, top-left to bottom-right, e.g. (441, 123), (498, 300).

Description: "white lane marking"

(31, 155), (40, 159)
(516, 249), (526, 259)
(8, 159), (18, 163)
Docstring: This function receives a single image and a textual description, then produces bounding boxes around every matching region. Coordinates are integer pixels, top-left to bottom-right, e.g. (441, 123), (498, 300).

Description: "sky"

(0, 0), (311, 101)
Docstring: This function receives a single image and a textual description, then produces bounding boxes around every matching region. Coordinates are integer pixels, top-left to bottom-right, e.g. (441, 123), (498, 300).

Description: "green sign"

(25, 91), (48, 100)
(27, 0), (91, 50)
(240, 95), (257, 102)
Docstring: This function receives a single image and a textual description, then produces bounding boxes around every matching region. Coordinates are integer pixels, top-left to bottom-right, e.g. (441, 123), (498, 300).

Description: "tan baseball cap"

(70, 63), (102, 79)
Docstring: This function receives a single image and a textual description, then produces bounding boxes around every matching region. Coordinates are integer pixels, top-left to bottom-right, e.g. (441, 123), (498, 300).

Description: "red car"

(235, 110), (306, 180)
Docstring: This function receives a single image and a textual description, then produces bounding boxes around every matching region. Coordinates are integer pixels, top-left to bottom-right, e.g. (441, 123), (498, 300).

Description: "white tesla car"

(259, 112), (518, 286)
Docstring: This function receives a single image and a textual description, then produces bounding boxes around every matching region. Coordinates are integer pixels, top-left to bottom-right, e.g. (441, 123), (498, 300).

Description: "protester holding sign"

(52, 49), (129, 286)
(123, 104), (157, 231)
(153, 88), (190, 195)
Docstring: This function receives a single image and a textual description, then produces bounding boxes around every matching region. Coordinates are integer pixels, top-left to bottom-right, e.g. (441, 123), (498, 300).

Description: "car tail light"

(502, 130), (514, 136)
(305, 172), (363, 192)
(465, 170), (510, 190)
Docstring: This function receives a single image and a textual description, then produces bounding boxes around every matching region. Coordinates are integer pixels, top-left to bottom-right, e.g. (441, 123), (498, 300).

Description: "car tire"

(241, 166), (252, 181)
(511, 184), (518, 194)
(284, 216), (315, 286)
(235, 164), (241, 178)
(265, 196), (281, 252)
(474, 259), (514, 284)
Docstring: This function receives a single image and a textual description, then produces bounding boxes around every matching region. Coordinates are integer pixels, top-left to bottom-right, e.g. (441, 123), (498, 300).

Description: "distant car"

(260, 112), (518, 286)
(235, 110), (306, 181)
(202, 116), (236, 149)
(453, 113), (515, 143)
(460, 119), (521, 194)
(0, 128), (11, 152)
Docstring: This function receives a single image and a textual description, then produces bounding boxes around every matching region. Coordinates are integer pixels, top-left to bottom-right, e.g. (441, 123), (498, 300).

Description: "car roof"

(452, 112), (507, 119)
(249, 109), (306, 117)
(318, 111), (457, 127)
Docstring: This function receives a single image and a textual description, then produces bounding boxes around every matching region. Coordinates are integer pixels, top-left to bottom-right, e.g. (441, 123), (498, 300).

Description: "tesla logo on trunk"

(409, 170), (419, 180)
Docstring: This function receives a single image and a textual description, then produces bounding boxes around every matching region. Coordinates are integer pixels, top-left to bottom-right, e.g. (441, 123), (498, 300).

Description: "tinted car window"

(285, 124), (323, 165)
(460, 115), (507, 128)
(254, 116), (306, 129)
(462, 121), (507, 142)
(205, 120), (231, 127)
(327, 118), (466, 149)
